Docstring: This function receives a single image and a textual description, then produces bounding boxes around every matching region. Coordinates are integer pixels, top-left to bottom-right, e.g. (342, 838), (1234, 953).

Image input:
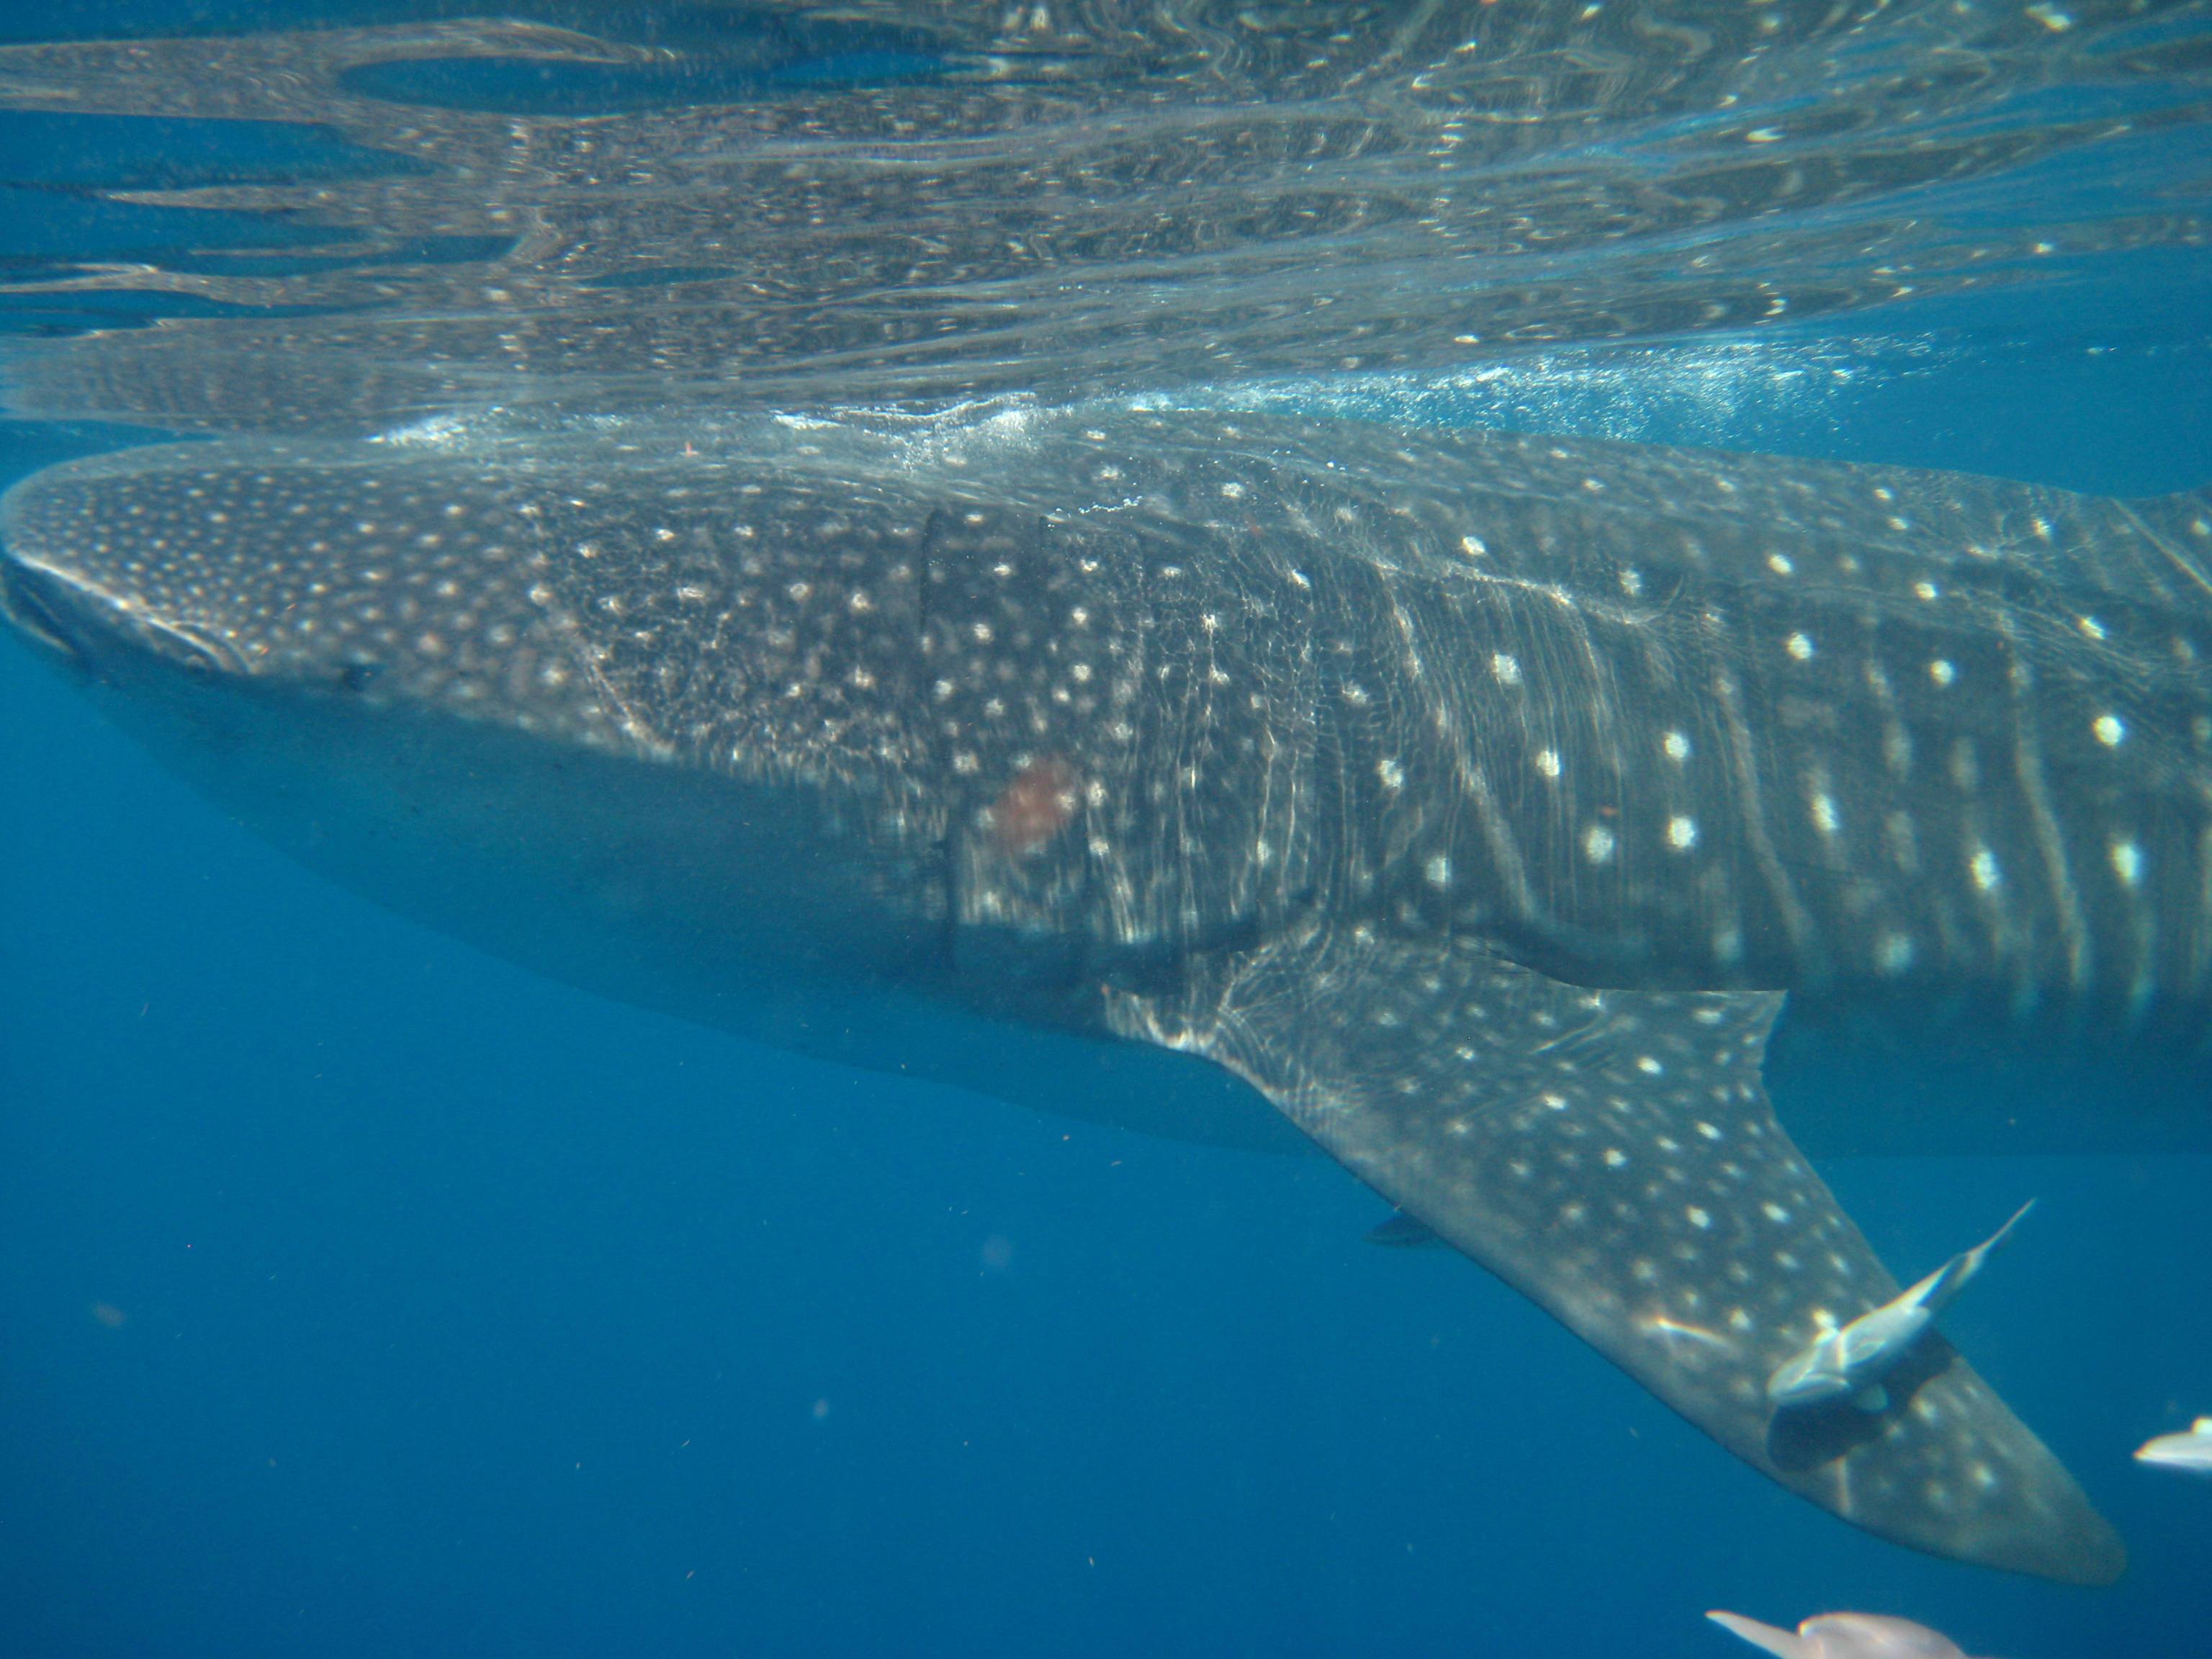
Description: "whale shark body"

(7, 403), (2208, 1584)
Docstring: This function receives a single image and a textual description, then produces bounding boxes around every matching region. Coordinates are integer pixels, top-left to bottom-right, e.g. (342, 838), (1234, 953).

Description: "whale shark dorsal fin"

(1707, 1611), (1811, 1657)
(1110, 920), (2124, 1583)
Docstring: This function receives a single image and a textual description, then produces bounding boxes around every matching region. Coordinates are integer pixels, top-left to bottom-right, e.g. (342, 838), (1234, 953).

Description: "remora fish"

(1766, 1200), (2035, 1413)
(7, 404), (2205, 1584)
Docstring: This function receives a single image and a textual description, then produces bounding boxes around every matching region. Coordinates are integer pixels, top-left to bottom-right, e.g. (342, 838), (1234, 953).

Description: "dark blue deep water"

(3, 5), (2211, 1656)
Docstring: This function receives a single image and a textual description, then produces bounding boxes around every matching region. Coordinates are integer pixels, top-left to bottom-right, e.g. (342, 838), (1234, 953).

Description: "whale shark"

(6, 401), (2206, 1585)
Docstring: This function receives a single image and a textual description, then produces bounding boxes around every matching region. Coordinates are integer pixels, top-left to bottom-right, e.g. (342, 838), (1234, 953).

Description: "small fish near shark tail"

(1707, 1609), (1982, 1658)
(1110, 920), (2126, 1585)
(1766, 1200), (2036, 1413)
(2134, 1417), (2212, 1474)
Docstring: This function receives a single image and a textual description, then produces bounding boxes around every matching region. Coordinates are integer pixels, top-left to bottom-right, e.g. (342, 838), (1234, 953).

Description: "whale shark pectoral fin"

(1706, 1611), (1812, 1658)
(1107, 920), (2125, 1586)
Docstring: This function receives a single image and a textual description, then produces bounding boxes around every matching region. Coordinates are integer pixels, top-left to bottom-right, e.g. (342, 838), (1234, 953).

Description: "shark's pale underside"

(8, 403), (2208, 1584)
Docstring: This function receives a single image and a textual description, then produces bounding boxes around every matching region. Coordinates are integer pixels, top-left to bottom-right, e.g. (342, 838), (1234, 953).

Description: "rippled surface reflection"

(0, 1), (2206, 432)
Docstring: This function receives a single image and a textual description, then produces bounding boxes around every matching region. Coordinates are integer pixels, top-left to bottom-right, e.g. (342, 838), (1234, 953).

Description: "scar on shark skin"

(990, 755), (1081, 855)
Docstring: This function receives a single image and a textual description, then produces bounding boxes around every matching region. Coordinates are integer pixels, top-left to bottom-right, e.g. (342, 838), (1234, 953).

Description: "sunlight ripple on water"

(0, 0), (2203, 429)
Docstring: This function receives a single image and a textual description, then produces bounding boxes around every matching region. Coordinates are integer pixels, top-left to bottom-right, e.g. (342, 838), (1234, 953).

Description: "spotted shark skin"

(7, 405), (2206, 1583)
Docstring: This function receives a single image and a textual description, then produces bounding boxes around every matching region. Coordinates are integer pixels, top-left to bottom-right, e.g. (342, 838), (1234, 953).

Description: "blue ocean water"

(2, 6), (2210, 1657)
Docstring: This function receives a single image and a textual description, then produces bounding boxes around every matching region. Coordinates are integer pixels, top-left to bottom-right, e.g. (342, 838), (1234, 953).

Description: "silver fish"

(2134, 1417), (2212, 1475)
(1767, 1200), (2035, 1413)
(1707, 1610), (1983, 1659)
